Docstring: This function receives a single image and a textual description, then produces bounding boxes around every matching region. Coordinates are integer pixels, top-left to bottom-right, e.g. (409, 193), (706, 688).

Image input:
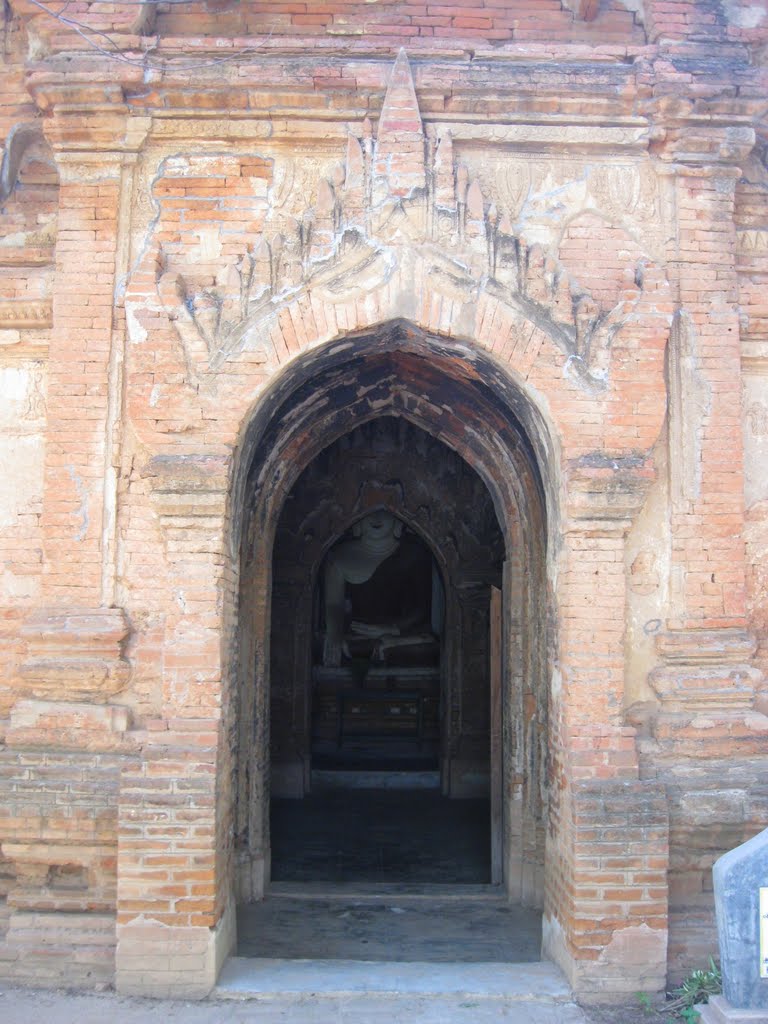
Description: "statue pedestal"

(699, 996), (768, 1023)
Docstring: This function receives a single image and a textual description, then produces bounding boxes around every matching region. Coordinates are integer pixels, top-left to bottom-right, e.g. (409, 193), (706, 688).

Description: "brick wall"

(12, 0), (767, 56)
(0, 748), (127, 986)
(153, 0), (645, 46)
(736, 168), (768, 687)
(1, 0), (767, 1003)
(558, 213), (647, 314)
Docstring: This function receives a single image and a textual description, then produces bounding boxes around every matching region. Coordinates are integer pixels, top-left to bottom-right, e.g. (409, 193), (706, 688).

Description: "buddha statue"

(321, 510), (435, 668)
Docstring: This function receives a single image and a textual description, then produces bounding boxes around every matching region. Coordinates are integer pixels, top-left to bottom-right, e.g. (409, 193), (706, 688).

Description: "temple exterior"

(0, 0), (767, 1002)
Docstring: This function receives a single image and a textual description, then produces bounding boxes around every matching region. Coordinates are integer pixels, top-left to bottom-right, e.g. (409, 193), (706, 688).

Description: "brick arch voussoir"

(256, 270), (573, 421)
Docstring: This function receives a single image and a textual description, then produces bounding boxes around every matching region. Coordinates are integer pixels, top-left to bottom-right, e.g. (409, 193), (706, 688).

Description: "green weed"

(665, 957), (721, 1020)
(635, 990), (655, 1015)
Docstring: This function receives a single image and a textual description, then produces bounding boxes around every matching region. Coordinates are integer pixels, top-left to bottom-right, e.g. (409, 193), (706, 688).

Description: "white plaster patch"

(197, 228), (222, 262)
(723, 0), (765, 28)
(56, 156), (121, 184)
(0, 566), (38, 600)
(618, 0), (645, 21)
(0, 363), (46, 542)
(0, 364), (46, 430)
(594, 923), (667, 987)
(0, 434), (43, 527)
(541, 911), (571, 982)
(125, 300), (149, 345)
(518, 173), (590, 249)
(162, 155), (191, 176)
(0, 366), (31, 407)
(0, 231), (30, 247)
(744, 376), (768, 507)
(549, 665), (562, 700)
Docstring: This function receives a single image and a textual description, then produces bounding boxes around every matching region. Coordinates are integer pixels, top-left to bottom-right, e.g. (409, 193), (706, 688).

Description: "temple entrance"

(233, 326), (551, 941)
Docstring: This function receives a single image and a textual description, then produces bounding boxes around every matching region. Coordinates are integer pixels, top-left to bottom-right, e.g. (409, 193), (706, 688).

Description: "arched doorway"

(232, 322), (553, 919)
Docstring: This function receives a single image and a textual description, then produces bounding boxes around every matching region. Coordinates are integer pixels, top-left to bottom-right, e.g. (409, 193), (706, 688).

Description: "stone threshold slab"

(214, 957), (571, 1001)
(267, 881), (502, 900)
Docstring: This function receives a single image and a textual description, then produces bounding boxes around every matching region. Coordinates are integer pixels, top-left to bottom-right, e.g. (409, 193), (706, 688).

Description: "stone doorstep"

(214, 957), (572, 1001)
(699, 996), (768, 1024)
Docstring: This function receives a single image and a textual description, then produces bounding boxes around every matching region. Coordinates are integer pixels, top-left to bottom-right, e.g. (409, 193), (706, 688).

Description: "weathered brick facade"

(0, 0), (766, 1003)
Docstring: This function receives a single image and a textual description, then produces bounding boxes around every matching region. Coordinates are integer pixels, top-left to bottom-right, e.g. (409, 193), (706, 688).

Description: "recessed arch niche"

(232, 321), (555, 907)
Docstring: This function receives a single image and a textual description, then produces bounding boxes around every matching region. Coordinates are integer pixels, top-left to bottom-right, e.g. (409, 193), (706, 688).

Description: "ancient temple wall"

(0, 0), (766, 1002)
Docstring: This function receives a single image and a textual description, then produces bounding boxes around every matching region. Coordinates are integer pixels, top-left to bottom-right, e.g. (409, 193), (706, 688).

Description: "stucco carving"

(0, 300), (53, 330)
(466, 154), (665, 261)
(140, 51), (669, 393)
(0, 123), (45, 203)
(738, 229), (768, 254)
(747, 401), (768, 436)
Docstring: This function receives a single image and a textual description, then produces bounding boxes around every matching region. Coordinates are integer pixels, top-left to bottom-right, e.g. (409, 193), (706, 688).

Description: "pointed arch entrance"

(233, 322), (554, 907)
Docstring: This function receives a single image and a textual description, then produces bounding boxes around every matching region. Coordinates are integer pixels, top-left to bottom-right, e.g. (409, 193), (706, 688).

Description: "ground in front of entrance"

(0, 984), (675, 1024)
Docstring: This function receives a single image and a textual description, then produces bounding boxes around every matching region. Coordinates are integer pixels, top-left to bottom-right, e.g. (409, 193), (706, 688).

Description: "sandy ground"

(0, 983), (685, 1024)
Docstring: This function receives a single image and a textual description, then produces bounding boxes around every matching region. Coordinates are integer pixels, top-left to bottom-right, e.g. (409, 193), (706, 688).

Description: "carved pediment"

(146, 50), (669, 392)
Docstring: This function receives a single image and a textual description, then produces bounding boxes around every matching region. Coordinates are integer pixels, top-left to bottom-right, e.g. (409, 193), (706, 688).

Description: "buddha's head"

(353, 510), (403, 543)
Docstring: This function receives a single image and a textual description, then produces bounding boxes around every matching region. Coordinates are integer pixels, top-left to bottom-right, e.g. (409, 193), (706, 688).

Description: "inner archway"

(268, 417), (505, 885)
(233, 323), (554, 936)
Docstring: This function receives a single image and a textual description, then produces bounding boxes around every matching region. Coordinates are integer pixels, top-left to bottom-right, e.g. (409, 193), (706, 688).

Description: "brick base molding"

(545, 779), (670, 999)
(115, 899), (236, 999)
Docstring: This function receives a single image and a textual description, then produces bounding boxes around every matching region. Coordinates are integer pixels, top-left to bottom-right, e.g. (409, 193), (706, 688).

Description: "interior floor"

(270, 783), (490, 884)
(238, 888), (542, 962)
(311, 737), (438, 771)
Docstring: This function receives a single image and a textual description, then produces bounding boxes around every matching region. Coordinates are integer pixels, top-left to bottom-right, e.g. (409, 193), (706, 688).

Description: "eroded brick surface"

(0, 0), (767, 1001)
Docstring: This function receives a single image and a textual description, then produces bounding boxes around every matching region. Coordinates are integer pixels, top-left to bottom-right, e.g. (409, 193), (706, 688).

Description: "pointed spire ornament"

(373, 49), (426, 200)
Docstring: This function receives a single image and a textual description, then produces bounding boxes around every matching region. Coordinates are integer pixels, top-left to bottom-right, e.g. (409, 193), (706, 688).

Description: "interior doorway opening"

(233, 325), (552, 924)
(312, 512), (442, 775)
(268, 416), (505, 886)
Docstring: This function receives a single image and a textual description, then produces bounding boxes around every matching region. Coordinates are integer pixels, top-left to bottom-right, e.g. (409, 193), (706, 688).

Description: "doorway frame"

(231, 329), (552, 910)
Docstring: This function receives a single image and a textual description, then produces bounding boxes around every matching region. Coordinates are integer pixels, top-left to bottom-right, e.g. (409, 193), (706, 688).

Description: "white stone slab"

(214, 956), (572, 1000)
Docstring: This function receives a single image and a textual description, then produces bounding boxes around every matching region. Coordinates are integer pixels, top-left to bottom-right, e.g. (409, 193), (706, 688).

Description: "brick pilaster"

(650, 133), (765, 724)
(666, 163), (747, 632)
(35, 100), (149, 607)
(115, 454), (235, 997)
(38, 153), (123, 602)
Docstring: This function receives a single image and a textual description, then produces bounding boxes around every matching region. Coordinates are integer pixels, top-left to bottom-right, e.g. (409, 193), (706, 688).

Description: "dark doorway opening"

(268, 417), (504, 886)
